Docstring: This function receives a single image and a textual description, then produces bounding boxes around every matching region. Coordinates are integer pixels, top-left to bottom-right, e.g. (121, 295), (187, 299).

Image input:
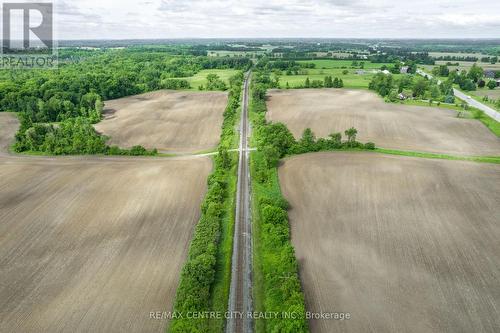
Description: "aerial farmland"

(0, 112), (213, 332)
(266, 88), (500, 156)
(279, 152), (500, 333)
(250, 51), (500, 332)
(1, 32), (500, 333)
(95, 90), (228, 153)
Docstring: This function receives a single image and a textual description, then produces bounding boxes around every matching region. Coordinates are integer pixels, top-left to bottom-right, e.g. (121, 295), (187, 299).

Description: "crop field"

(472, 88), (500, 99)
(266, 89), (500, 156)
(468, 89), (500, 113)
(279, 152), (500, 333)
(181, 69), (240, 89)
(95, 90), (228, 153)
(0, 153), (211, 333)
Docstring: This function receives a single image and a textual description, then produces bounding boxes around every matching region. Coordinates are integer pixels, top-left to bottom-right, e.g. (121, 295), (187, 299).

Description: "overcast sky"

(52, 0), (500, 39)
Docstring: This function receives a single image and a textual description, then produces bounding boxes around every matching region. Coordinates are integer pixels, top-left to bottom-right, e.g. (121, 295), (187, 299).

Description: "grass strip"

(375, 148), (500, 164)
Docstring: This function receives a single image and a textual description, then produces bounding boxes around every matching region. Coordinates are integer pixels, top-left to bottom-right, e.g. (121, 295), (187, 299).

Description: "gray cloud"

(54, 0), (500, 39)
(57, 0), (101, 21)
(158, 0), (192, 12)
(251, 4), (314, 18)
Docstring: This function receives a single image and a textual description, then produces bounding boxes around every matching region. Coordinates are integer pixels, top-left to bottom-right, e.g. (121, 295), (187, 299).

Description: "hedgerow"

(249, 71), (309, 332)
(168, 71), (244, 333)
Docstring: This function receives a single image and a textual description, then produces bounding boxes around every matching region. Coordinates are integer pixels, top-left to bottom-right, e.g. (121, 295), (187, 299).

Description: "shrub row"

(250, 151), (309, 332)
(249, 71), (309, 332)
(106, 145), (157, 156)
(168, 71), (244, 332)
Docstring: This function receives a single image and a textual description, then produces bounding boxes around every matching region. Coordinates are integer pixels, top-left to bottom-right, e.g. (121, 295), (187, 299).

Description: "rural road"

(227, 71), (253, 333)
(416, 69), (500, 122)
(452, 88), (500, 121)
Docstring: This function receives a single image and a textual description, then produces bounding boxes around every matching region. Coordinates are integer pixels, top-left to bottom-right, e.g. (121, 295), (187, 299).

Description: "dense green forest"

(0, 49), (251, 155)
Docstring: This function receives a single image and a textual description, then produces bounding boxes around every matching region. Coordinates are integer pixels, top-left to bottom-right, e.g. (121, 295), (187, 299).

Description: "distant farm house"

(355, 70), (366, 75)
(496, 79), (500, 87)
(400, 66), (409, 74)
(484, 70), (496, 78)
(398, 92), (411, 100)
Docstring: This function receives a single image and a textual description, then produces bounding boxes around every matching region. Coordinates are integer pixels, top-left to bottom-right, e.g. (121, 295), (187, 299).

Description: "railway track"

(226, 71), (253, 333)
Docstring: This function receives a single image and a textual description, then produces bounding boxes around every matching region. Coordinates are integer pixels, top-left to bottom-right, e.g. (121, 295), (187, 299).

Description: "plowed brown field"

(266, 89), (500, 156)
(0, 113), (212, 332)
(279, 152), (500, 333)
(95, 90), (228, 153)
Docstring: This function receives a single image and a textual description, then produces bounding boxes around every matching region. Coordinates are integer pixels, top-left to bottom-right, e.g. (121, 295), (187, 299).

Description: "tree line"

(434, 55), (479, 62)
(302, 76), (344, 89)
(432, 55), (499, 64)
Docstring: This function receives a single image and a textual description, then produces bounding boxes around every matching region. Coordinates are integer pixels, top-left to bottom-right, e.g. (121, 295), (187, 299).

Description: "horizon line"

(56, 37), (500, 42)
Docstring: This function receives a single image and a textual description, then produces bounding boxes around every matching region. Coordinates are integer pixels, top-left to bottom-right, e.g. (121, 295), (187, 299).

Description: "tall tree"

(345, 127), (358, 147)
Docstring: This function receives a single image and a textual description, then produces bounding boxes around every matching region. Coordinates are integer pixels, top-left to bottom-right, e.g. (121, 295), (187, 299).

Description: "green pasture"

(277, 68), (401, 89)
(177, 69), (240, 90)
